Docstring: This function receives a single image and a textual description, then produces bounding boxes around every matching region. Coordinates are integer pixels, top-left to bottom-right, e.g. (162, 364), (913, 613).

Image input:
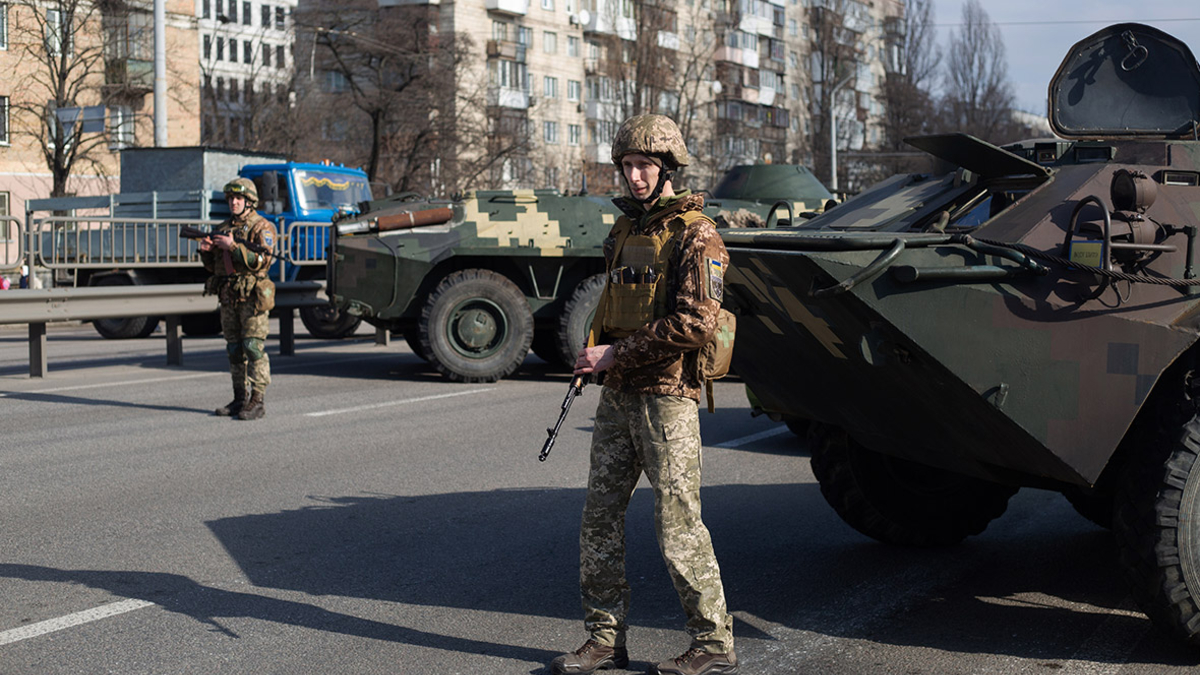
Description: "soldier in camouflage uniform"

(551, 115), (737, 675)
(199, 177), (278, 421)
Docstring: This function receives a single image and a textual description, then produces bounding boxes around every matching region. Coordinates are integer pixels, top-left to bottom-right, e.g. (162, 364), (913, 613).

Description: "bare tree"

(874, 0), (940, 175)
(805, 0), (864, 189)
(9, 0), (113, 197)
(940, 0), (1017, 143)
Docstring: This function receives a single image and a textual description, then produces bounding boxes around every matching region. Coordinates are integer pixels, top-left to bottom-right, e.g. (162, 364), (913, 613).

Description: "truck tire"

(556, 273), (606, 369)
(299, 304), (363, 339)
(809, 423), (1017, 547)
(91, 275), (160, 339)
(1113, 414), (1200, 647)
(419, 269), (533, 382)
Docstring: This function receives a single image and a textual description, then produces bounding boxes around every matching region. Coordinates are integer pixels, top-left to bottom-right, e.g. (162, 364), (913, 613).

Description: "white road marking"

(712, 426), (790, 448)
(0, 599), (154, 646)
(0, 353), (396, 398)
(305, 387), (495, 417)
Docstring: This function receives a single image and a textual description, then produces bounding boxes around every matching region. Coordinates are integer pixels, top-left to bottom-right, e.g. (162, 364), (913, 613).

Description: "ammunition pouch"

(211, 274), (274, 312)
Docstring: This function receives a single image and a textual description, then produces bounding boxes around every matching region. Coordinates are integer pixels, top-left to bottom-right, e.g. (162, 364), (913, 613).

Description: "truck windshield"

(294, 170), (372, 211)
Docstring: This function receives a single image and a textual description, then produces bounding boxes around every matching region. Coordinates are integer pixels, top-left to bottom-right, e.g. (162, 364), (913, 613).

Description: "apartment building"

(196, 0), (297, 145)
(360, 0), (904, 194)
(0, 0), (200, 228)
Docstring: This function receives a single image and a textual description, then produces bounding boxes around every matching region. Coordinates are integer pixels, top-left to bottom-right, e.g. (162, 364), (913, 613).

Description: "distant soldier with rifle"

(548, 114), (737, 675)
(197, 177), (278, 421)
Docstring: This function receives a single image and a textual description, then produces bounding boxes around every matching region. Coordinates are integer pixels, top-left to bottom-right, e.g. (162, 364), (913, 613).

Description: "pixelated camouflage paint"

(721, 24), (1200, 490)
(329, 166), (832, 331)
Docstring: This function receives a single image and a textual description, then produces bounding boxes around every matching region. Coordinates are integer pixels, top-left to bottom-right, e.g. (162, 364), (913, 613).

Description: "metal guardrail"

(1, 215), (23, 274)
(1, 281), (329, 378)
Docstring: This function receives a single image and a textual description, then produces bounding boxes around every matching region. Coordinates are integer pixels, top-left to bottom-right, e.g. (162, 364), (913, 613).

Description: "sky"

(929, 1), (1200, 116)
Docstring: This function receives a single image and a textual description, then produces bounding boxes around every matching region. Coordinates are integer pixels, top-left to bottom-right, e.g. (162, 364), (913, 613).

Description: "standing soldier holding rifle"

(549, 114), (737, 675)
(198, 177), (278, 421)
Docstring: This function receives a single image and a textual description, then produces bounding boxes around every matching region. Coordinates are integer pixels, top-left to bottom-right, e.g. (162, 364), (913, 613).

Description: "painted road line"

(0, 353), (396, 398)
(306, 388), (496, 417)
(0, 599), (155, 646)
(713, 426), (790, 448)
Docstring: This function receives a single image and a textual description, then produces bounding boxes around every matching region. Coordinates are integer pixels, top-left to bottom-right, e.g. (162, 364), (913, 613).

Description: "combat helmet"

(611, 114), (690, 169)
(223, 177), (258, 206)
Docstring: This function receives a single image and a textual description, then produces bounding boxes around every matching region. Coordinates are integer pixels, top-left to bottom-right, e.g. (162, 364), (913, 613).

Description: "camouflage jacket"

(601, 191), (729, 401)
(200, 210), (277, 280)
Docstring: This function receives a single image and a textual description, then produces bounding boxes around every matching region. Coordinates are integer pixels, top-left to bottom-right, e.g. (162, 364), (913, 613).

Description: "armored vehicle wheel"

(419, 269), (533, 382)
(809, 424), (1017, 547)
(1113, 414), (1200, 647)
(92, 275), (160, 339)
(403, 328), (429, 361)
(300, 304), (363, 339)
(556, 273), (606, 368)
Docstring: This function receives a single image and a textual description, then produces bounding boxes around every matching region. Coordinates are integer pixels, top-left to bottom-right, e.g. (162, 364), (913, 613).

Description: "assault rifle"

(179, 225), (273, 256)
(539, 374), (587, 462)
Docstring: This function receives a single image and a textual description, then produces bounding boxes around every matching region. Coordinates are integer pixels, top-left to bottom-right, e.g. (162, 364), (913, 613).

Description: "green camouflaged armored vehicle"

(720, 24), (1200, 647)
(326, 165), (829, 383)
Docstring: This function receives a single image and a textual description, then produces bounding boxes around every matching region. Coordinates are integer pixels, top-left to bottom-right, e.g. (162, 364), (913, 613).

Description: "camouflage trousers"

(220, 301), (270, 393)
(579, 387), (734, 653)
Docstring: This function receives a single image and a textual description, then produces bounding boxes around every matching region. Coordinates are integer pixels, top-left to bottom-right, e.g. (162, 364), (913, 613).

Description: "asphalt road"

(1, 322), (1199, 674)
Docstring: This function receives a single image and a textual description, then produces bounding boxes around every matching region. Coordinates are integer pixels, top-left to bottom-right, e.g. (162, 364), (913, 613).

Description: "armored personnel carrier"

(720, 23), (1200, 647)
(326, 165), (829, 383)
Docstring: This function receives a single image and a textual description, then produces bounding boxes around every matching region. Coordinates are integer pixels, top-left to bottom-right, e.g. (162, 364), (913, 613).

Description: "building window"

(263, 44), (270, 66)
(517, 26), (531, 46)
(492, 20), (507, 42)
(216, 76), (225, 101)
(226, 0), (237, 22)
(243, 41), (252, 63)
(568, 123), (581, 146)
(543, 76), (558, 98)
(242, 1), (251, 25)
(216, 35), (224, 60)
(230, 78), (239, 102)
(275, 7), (284, 29)
(202, 0), (210, 19)
(45, 8), (68, 56)
(567, 35), (579, 57)
(542, 0), (553, 9)
(229, 38), (237, 62)
(543, 31), (556, 54)
(544, 120), (559, 144)
(276, 44), (284, 68)
(261, 4), (270, 28)
(108, 105), (133, 149)
(0, 192), (9, 218)
(203, 34), (212, 59)
(0, 96), (8, 145)
(567, 79), (580, 101)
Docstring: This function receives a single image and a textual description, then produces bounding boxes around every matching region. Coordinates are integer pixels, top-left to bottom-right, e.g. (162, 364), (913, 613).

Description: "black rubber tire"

(299, 304), (363, 339)
(91, 275), (160, 339)
(181, 311), (222, 337)
(1113, 414), (1200, 647)
(809, 423), (1017, 547)
(555, 273), (606, 369)
(403, 329), (429, 361)
(418, 269), (533, 382)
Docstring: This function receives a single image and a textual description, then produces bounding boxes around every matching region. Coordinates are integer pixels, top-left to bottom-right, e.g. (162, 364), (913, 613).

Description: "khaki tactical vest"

(588, 210), (736, 411)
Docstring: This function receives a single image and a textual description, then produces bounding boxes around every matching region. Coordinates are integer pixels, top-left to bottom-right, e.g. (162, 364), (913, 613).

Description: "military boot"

(214, 388), (247, 417)
(550, 639), (629, 674)
(653, 647), (738, 675)
(237, 390), (265, 421)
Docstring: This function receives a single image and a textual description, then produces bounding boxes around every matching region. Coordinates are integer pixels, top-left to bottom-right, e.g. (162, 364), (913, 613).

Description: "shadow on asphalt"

(3, 487), (1199, 667)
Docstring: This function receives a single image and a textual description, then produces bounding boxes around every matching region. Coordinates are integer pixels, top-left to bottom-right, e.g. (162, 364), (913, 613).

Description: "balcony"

(104, 58), (153, 96)
(486, 0), (527, 16)
(486, 39), (527, 61)
(488, 86), (530, 109)
(713, 45), (758, 69)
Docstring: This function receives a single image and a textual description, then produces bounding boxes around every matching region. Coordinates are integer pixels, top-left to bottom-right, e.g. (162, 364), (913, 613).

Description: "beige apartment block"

(385, 0), (902, 196)
(0, 0), (200, 241)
